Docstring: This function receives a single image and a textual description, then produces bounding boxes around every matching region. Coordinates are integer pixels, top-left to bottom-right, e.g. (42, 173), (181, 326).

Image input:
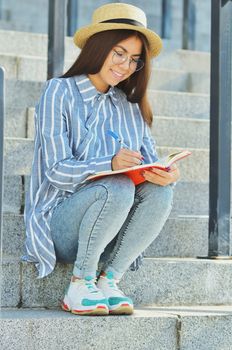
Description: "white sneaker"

(61, 276), (109, 315)
(97, 271), (134, 315)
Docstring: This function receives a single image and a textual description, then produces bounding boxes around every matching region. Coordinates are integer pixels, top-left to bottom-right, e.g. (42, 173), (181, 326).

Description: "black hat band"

(100, 18), (145, 28)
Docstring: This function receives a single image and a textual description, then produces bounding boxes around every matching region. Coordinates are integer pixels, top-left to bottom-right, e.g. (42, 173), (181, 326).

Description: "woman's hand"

(142, 164), (180, 186)
(112, 148), (143, 171)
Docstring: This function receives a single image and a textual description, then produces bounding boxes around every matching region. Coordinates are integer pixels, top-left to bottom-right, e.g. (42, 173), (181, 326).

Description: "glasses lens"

(134, 59), (144, 72)
(112, 51), (144, 72)
(112, 51), (126, 65)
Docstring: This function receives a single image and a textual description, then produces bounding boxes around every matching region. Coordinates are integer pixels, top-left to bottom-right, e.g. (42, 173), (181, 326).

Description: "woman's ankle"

(72, 275), (81, 282)
(99, 271), (107, 277)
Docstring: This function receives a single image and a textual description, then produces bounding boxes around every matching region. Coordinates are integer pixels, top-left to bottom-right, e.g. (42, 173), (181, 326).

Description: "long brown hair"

(62, 30), (153, 125)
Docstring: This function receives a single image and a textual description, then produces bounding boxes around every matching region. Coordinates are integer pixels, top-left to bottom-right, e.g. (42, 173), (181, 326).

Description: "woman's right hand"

(111, 148), (143, 171)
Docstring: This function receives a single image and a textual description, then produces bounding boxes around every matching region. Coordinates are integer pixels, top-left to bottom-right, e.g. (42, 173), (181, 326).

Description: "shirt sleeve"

(140, 121), (158, 164)
(37, 78), (113, 193)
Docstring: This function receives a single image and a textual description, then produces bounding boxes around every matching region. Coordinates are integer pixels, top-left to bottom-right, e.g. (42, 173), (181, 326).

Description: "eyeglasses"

(112, 50), (144, 72)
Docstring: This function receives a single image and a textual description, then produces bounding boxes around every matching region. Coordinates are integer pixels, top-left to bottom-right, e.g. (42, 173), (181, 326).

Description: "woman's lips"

(111, 69), (125, 80)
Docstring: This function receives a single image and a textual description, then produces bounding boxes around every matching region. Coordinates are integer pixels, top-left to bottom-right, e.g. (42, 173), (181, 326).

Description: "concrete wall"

(0, 0), (211, 51)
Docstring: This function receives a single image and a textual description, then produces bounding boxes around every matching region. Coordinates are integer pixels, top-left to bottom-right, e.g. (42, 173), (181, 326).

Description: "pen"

(107, 130), (144, 164)
(106, 130), (129, 149)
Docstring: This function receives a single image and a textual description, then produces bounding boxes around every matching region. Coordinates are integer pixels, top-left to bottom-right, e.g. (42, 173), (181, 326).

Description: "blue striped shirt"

(23, 74), (158, 278)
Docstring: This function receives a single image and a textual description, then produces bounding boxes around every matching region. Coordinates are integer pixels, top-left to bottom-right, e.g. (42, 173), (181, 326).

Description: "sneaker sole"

(109, 303), (134, 315)
(61, 301), (109, 316)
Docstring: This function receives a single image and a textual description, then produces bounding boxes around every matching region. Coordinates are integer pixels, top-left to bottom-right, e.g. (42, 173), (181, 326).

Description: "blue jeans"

(50, 175), (173, 280)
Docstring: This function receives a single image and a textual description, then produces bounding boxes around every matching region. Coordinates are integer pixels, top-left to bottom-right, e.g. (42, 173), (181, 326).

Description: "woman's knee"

(138, 182), (173, 213)
(156, 184), (173, 211)
(93, 175), (135, 209)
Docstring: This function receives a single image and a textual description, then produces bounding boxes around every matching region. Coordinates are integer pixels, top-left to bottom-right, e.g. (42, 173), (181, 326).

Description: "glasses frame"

(111, 50), (144, 72)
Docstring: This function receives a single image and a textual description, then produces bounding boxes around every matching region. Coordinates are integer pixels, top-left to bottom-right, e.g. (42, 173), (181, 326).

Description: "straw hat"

(73, 3), (162, 57)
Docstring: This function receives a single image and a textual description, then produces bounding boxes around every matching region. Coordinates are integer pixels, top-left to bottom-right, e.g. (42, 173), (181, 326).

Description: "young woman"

(23, 3), (180, 316)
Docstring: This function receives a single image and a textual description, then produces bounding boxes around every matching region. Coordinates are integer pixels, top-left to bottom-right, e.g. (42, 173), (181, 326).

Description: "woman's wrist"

(111, 155), (116, 170)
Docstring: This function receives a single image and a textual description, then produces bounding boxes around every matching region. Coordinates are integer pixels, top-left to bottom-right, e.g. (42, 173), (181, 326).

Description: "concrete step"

(4, 107), (27, 138)
(152, 116), (209, 148)
(5, 80), (43, 110)
(171, 182), (208, 216)
(25, 109), (209, 148)
(3, 137), (208, 182)
(2, 214), (208, 259)
(148, 90), (209, 119)
(0, 308), (177, 350)
(154, 49), (210, 73)
(3, 176), (23, 214)
(2, 257), (232, 308)
(0, 53), (209, 94)
(4, 80), (209, 120)
(5, 103), (210, 141)
(1, 306), (232, 350)
(2, 178), (209, 216)
(0, 30), (210, 70)
(149, 69), (209, 94)
(5, 107), (209, 144)
(0, 30), (77, 61)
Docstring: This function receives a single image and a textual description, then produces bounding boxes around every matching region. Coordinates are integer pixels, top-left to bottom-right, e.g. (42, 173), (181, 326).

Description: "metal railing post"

(0, 67), (5, 270)
(182, 0), (196, 50)
(0, 0), (2, 20)
(67, 0), (78, 37)
(47, 0), (66, 80)
(208, 0), (232, 258)
(161, 0), (172, 39)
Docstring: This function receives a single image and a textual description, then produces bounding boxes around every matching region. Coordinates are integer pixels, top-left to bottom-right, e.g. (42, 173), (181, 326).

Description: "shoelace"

(85, 278), (99, 294)
(106, 279), (125, 295)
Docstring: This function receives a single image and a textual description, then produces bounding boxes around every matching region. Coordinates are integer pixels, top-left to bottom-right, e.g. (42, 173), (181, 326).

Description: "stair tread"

(3, 304), (232, 319)
(3, 255), (232, 264)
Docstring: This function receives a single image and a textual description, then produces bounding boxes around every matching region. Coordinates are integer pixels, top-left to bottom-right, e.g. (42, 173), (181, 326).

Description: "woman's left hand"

(142, 164), (180, 186)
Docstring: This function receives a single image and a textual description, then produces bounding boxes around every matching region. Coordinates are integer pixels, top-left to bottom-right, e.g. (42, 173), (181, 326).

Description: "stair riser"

(149, 70), (209, 94)
(1, 309), (232, 350)
(4, 81), (209, 118)
(154, 50), (210, 73)
(152, 118), (209, 149)
(2, 215), (208, 258)
(4, 107), (27, 138)
(3, 139), (209, 183)
(0, 31), (77, 60)
(148, 90), (209, 119)
(2, 259), (232, 308)
(3, 179), (210, 216)
(24, 109), (210, 148)
(0, 54), (209, 94)
(0, 312), (177, 350)
(0, 30), (210, 70)
(3, 176), (23, 214)
(5, 107), (210, 149)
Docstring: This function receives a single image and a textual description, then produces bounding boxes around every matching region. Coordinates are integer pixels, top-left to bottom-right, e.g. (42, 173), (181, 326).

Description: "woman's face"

(88, 35), (143, 93)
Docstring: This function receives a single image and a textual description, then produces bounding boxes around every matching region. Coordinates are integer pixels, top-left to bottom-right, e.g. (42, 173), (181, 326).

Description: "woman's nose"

(118, 58), (130, 70)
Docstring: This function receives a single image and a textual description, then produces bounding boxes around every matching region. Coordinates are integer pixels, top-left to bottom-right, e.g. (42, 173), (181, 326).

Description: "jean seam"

(78, 184), (110, 272)
(104, 192), (143, 269)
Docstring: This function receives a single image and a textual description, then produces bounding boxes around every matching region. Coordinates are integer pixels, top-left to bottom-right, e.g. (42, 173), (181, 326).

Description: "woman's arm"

(37, 79), (113, 193)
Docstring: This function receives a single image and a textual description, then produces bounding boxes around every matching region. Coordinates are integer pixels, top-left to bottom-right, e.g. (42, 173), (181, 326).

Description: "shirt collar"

(74, 74), (118, 105)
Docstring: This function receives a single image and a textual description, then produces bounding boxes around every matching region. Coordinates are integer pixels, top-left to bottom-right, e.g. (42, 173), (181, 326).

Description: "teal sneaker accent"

(108, 296), (132, 306)
(84, 276), (99, 294)
(84, 275), (95, 281)
(82, 298), (109, 307)
(96, 273), (134, 314)
(106, 271), (114, 279)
